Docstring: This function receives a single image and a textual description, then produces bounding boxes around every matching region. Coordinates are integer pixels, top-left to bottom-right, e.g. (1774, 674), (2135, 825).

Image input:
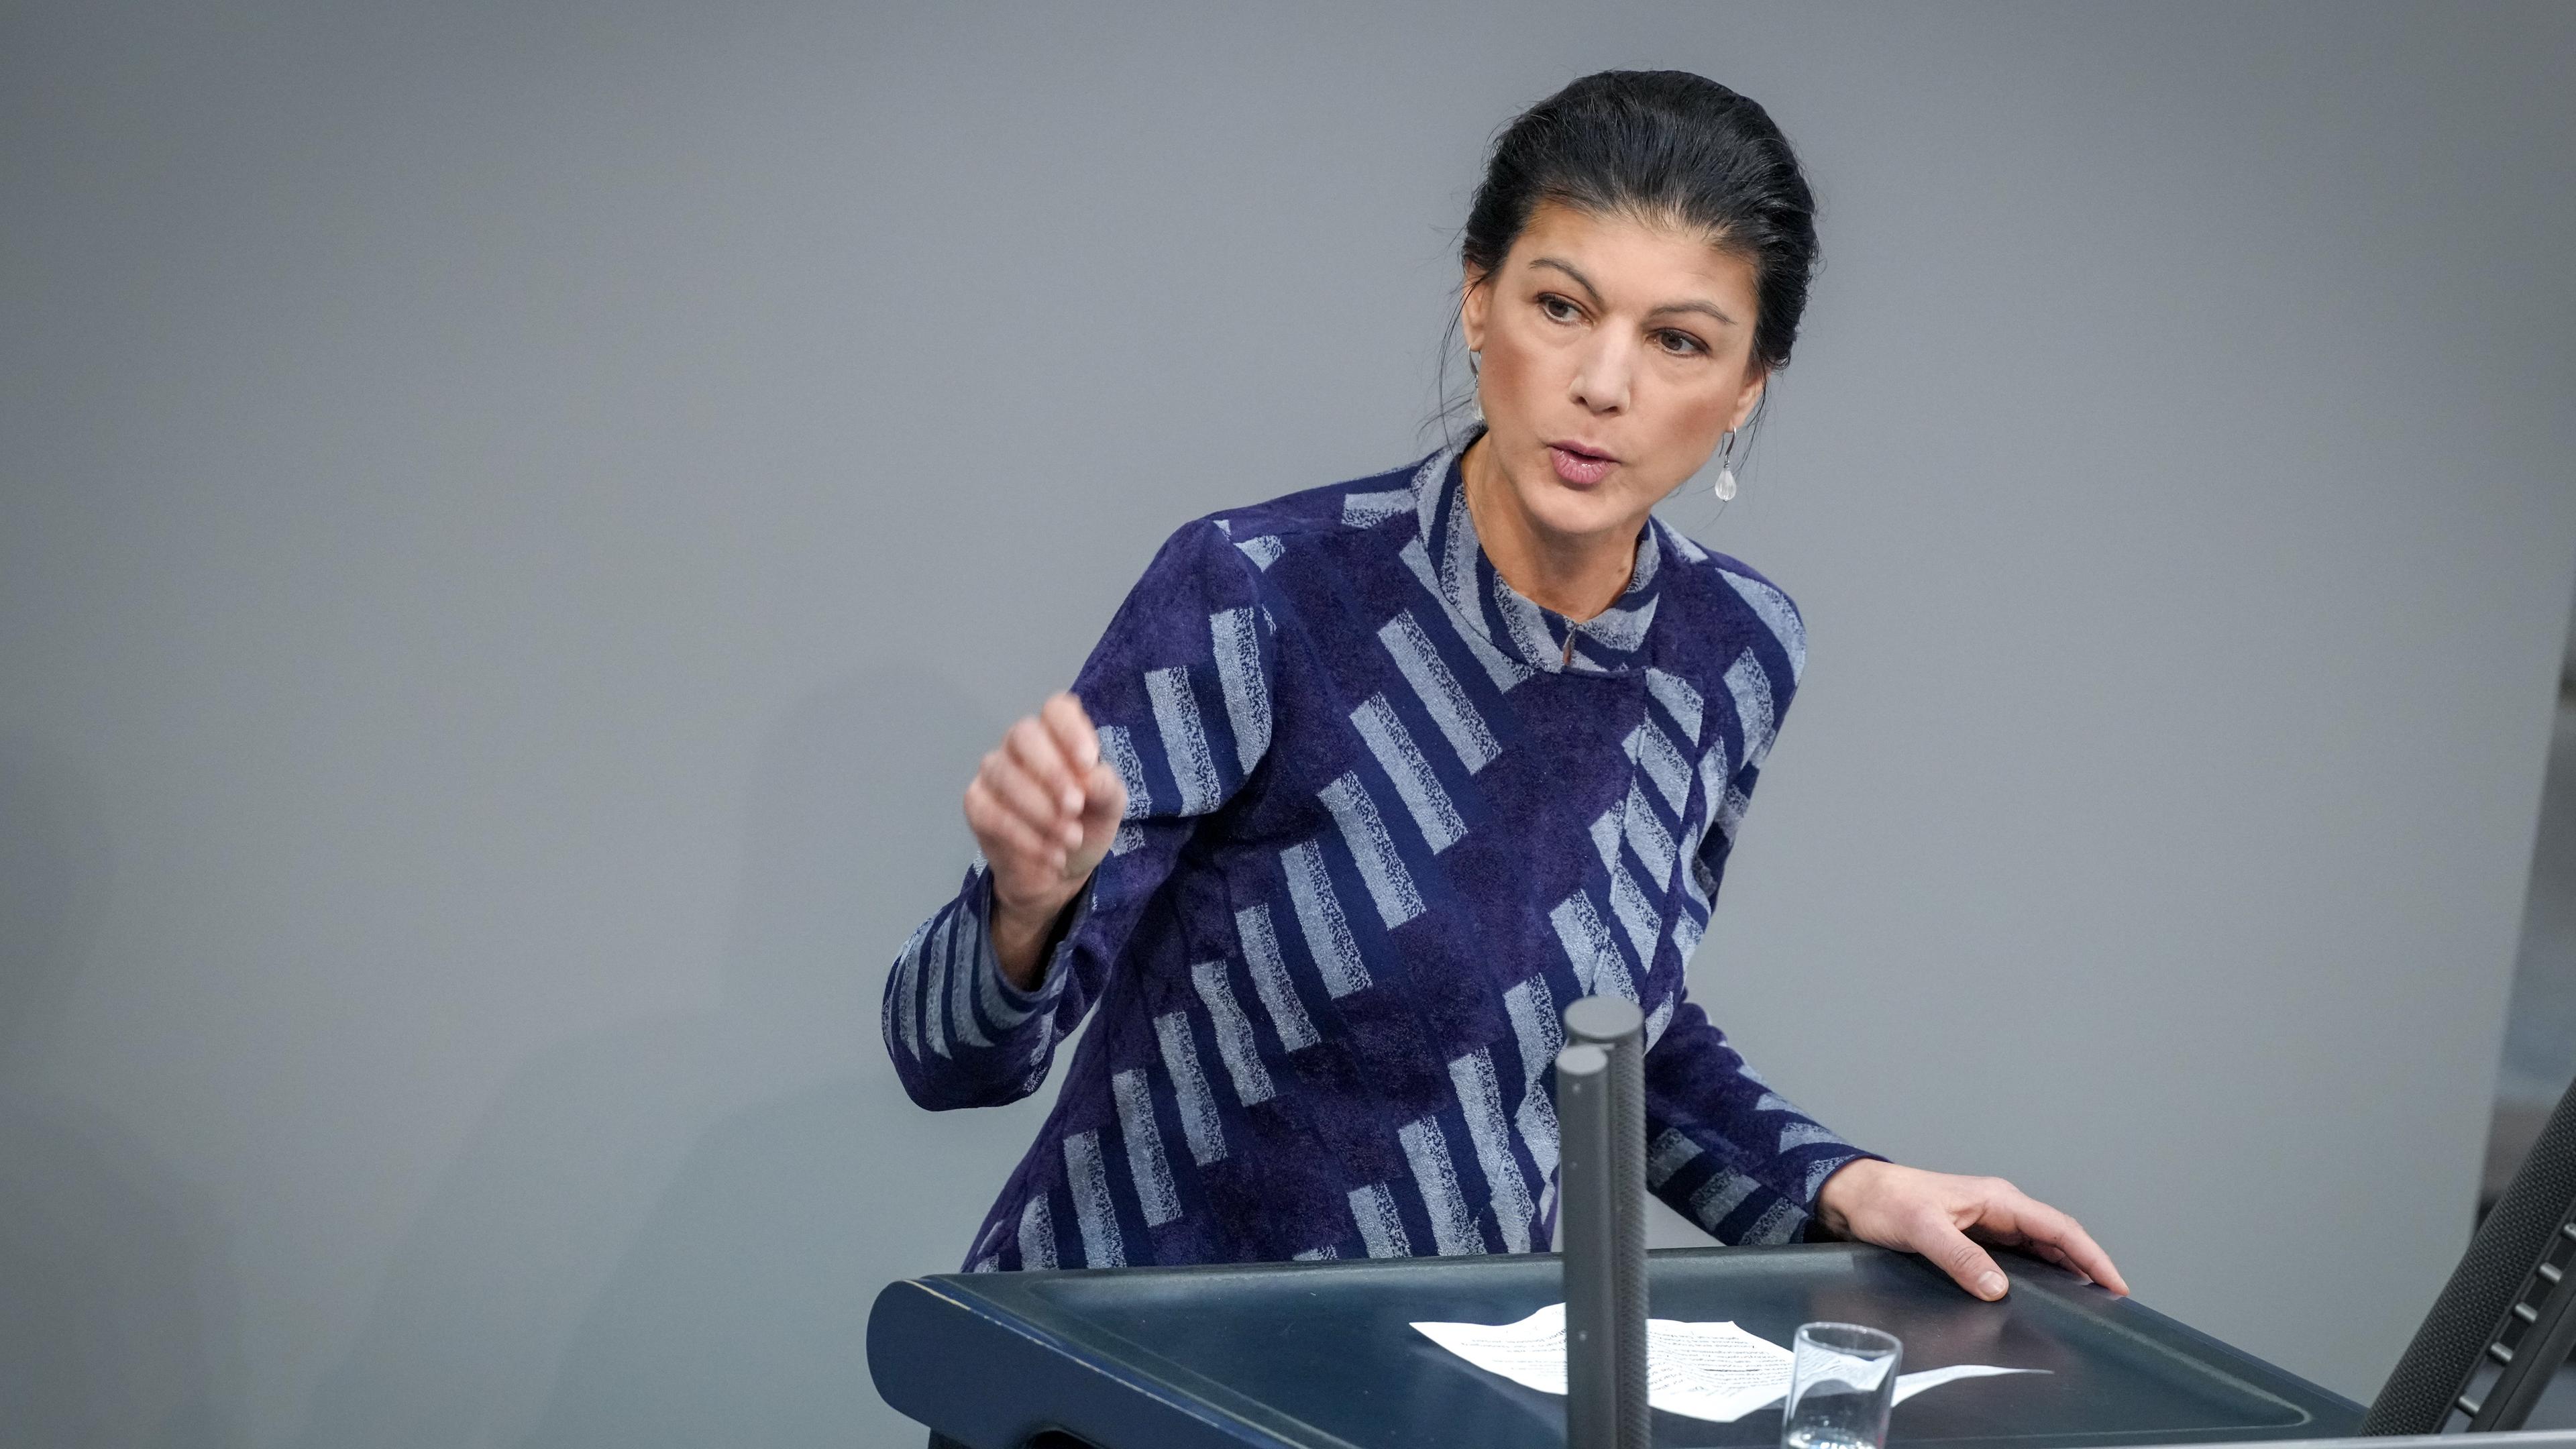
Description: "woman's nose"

(1568, 337), (1633, 415)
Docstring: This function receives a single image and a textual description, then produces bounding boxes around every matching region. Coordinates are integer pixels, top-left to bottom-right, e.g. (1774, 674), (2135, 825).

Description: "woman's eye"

(1656, 330), (1707, 356)
(1539, 294), (1581, 323)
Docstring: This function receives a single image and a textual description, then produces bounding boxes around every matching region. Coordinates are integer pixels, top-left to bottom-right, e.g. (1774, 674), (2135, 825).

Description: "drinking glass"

(1780, 1321), (1902, 1449)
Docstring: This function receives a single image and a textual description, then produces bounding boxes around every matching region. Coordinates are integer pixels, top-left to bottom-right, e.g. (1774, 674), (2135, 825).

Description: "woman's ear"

(1460, 266), (1491, 353)
(1729, 364), (1770, 433)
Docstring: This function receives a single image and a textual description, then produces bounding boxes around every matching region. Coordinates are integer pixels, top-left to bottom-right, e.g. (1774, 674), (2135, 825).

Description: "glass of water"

(1781, 1322), (1902, 1449)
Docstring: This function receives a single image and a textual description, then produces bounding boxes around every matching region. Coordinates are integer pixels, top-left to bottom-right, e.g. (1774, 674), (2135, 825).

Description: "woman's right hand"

(963, 692), (1128, 989)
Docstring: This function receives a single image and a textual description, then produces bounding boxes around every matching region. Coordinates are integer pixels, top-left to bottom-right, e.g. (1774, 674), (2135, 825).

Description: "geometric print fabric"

(885, 431), (1872, 1274)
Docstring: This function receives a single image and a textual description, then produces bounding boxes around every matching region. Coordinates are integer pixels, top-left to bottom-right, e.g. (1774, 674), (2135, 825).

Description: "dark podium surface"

(867, 1243), (2364, 1449)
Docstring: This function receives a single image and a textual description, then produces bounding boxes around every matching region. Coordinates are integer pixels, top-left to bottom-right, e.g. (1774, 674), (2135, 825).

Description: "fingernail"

(1978, 1273), (2008, 1299)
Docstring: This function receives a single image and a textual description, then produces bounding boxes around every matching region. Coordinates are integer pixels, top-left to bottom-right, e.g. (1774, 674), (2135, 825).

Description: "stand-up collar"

(1405, 431), (1666, 676)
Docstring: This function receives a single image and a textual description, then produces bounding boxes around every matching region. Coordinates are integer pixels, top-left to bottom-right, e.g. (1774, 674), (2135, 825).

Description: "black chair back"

(2367, 1075), (2576, 1432)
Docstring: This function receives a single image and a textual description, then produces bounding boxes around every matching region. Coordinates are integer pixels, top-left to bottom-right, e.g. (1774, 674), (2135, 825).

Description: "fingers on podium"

(1972, 1183), (2129, 1299)
(1926, 1215), (2012, 1301)
(2017, 1196), (2127, 1296)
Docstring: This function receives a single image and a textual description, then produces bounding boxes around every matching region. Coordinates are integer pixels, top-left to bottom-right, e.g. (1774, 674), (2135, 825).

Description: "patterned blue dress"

(883, 433), (1874, 1271)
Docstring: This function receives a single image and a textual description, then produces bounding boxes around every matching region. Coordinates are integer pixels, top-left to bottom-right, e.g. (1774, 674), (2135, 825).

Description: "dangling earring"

(1466, 350), (1485, 426)
(1713, 429), (1738, 502)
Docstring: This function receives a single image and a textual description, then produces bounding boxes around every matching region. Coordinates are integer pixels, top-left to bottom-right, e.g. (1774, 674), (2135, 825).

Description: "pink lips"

(1547, 442), (1617, 487)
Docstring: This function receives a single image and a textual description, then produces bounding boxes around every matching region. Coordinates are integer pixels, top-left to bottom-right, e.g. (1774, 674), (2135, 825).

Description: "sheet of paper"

(1410, 1303), (2047, 1424)
(1893, 1362), (2042, 1403)
(1409, 1303), (1794, 1421)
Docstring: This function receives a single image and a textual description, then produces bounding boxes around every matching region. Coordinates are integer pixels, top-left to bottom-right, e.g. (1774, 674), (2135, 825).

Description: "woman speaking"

(882, 70), (2124, 1303)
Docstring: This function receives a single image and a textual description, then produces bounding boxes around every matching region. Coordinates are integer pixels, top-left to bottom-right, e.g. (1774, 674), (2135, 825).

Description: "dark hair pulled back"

(1461, 70), (1819, 374)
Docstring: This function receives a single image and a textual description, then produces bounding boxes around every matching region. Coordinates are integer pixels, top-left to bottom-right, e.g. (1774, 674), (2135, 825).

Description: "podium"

(867, 1242), (2363, 1448)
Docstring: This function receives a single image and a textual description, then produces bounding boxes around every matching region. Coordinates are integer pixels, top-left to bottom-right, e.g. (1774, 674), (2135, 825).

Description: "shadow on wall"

(290, 661), (1060, 1448)
(2489, 674), (2576, 1212)
(0, 740), (248, 1448)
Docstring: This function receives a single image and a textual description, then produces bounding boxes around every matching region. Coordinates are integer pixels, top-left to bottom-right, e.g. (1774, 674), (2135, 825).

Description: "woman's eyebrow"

(1528, 257), (1604, 308)
(1647, 299), (1738, 329)
(1529, 256), (1737, 329)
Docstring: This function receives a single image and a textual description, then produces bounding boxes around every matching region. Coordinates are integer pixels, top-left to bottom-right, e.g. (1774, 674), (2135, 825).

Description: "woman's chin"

(1520, 480), (1651, 543)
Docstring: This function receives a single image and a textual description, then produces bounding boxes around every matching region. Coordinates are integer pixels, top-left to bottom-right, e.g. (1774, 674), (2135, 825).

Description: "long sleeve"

(1635, 607), (1878, 1245)
(1639, 1000), (1875, 1246)
(882, 519), (1278, 1110)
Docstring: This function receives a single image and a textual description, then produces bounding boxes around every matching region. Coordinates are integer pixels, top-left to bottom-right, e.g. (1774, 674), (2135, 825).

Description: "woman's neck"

(1458, 432), (1644, 625)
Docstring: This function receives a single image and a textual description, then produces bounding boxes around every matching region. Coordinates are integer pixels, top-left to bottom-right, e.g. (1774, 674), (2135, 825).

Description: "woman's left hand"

(1813, 1159), (2129, 1301)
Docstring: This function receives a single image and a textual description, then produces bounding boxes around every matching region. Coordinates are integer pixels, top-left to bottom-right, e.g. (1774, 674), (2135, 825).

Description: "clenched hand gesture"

(963, 692), (1128, 989)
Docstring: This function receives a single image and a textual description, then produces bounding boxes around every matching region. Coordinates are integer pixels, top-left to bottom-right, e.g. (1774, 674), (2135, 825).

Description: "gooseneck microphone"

(1559, 995), (1650, 1449)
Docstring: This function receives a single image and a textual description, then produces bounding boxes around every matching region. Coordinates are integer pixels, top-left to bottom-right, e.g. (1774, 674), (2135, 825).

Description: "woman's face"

(1460, 200), (1770, 544)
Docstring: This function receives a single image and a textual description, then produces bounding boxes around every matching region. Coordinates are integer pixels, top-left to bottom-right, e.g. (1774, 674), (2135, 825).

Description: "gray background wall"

(5, 3), (2573, 1444)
